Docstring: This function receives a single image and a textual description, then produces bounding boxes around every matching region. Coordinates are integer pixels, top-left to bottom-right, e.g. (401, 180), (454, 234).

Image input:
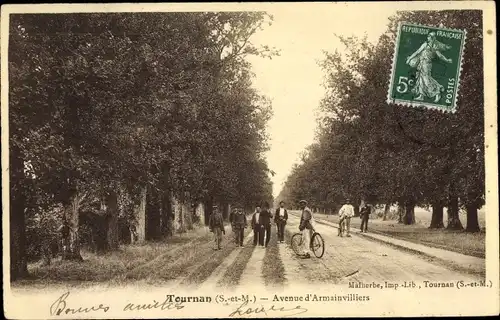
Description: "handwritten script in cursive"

(123, 297), (185, 312)
(50, 292), (110, 316)
(228, 300), (308, 318)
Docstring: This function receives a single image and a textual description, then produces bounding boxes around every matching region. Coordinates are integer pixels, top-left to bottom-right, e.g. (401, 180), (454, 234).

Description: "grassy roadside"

(261, 231), (286, 288)
(180, 229), (254, 286)
(14, 224), (241, 287)
(312, 213), (485, 258)
(217, 238), (255, 288)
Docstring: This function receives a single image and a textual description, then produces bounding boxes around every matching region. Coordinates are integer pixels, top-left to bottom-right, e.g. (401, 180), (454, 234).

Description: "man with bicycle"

(338, 198), (354, 237)
(298, 200), (314, 259)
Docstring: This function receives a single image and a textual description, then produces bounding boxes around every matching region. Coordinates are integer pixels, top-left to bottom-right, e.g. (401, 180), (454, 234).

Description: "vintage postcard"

(2, 1), (498, 319)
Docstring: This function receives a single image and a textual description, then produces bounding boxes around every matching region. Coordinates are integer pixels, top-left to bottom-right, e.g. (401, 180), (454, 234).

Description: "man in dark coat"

(251, 204), (264, 246)
(360, 203), (372, 233)
(274, 201), (288, 243)
(209, 205), (225, 250)
(231, 207), (247, 247)
(260, 202), (273, 247)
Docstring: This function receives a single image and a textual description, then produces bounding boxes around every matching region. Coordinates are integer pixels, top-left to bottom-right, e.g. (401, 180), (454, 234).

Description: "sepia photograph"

(2, 2), (498, 318)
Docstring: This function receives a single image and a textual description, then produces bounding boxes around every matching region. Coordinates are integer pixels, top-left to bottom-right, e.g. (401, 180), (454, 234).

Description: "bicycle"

(290, 227), (325, 258)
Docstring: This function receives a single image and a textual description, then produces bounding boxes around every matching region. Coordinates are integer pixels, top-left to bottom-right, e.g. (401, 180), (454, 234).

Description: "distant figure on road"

(274, 201), (288, 243)
(338, 199), (354, 237)
(298, 200), (314, 259)
(360, 203), (372, 233)
(209, 205), (225, 250)
(261, 202), (273, 247)
(231, 207), (247, 247)
(251, 204), (264, 247)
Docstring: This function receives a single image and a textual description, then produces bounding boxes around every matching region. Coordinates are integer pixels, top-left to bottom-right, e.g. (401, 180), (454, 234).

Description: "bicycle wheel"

(291, 233), (303, 255)
(311, 232), (325, 258)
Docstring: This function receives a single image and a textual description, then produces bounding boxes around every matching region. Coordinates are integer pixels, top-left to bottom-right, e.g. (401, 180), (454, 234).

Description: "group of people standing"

(250, 201), (289, 247)
(208, 201), (289, 250)
(208, 199), (372, 252)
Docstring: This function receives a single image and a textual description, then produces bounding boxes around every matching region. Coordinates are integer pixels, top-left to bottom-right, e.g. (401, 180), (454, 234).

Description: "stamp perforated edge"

(386, 21), (468, 114)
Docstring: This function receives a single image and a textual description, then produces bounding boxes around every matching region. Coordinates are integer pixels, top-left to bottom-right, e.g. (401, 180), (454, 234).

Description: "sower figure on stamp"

(232, 207), (247, 247)
(360, 202), (372, 233)
(251, 204), (264, 247)
(209, 205), (225, 250)
(260, 202), (273, 247)
(338, 199), (354, 237)
(298, 200), (314, 259)
(406, 32), (453, 103)
(274, 201), (288, 243)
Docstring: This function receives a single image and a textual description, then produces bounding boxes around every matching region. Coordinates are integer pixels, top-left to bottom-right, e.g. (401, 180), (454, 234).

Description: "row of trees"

(9, 12), (274, 280)
(278, 10), (484, 232)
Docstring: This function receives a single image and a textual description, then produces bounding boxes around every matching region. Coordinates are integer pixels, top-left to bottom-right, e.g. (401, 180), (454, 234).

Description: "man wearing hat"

(209, 205), (225, 250)
(338, 198), (354, 237)
(298, 200), (314, 258)
(359, 202), (372, 233)
(274, 201), (288, 243)
(231, 207), (247, 247)
(260, 201), (273, 247)
(251, 204), (264, 246)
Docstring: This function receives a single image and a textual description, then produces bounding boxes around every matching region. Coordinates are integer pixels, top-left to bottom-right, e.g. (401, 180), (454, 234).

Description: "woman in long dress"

(405, 32), (453, 103)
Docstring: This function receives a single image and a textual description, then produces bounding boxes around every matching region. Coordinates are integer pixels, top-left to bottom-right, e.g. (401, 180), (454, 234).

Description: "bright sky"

(246, 5), (398, 198)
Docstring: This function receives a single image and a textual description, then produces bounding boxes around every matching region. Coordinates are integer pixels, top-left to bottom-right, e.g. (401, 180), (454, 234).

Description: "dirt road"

(14, 212), (483, 293)
(195, 212), (482, 291)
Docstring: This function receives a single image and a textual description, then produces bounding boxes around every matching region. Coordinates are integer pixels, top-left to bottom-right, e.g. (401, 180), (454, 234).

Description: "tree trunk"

(397, 204), (405, 223)
(429, 203), (445, 229)
(135, 187), (147, 242)
(160, 189), (173, 237)
(106, 191), (119, 250)
(404, 200), (415, 225)
(173, 194), (185, 233)
(353, 205), (360, 217)
(222, 202), (230, 221)
(183, 192), (193, 230)
(465, 203), (480, 232)
(92, 213), (109, 253)
(383, 203), (390, 221)
(195, 203), (205, 225)
(10, 145), (29, 280)
(446, 194), (463, 230)
(204, 198), (213, 226)
(64, 192), (83, 261)
(146, 186), (161, 240)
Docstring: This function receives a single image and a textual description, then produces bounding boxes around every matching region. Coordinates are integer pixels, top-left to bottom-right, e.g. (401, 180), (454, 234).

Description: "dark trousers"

(263, 224), (271, 246)
(276, 221), (286, 241)
(360, 216), (369, 232)
(253, 226), (264, 246)
(234, 227), (245, 246)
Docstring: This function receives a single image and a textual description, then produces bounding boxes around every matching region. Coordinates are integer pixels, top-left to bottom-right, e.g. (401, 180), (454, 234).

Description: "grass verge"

(16, 226), (211, 287)
(261, 231), (286, 288)
(313, 213), (485, 258)
(217, 239), (255, 288)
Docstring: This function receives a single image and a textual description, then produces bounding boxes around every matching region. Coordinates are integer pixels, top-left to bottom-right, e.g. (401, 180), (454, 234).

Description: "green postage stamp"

(387, 22), (467, 113)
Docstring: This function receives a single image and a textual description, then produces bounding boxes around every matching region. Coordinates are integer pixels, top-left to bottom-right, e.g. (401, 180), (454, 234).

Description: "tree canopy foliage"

(278, 10), (484, 232)
(9, 12), (275, 279)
